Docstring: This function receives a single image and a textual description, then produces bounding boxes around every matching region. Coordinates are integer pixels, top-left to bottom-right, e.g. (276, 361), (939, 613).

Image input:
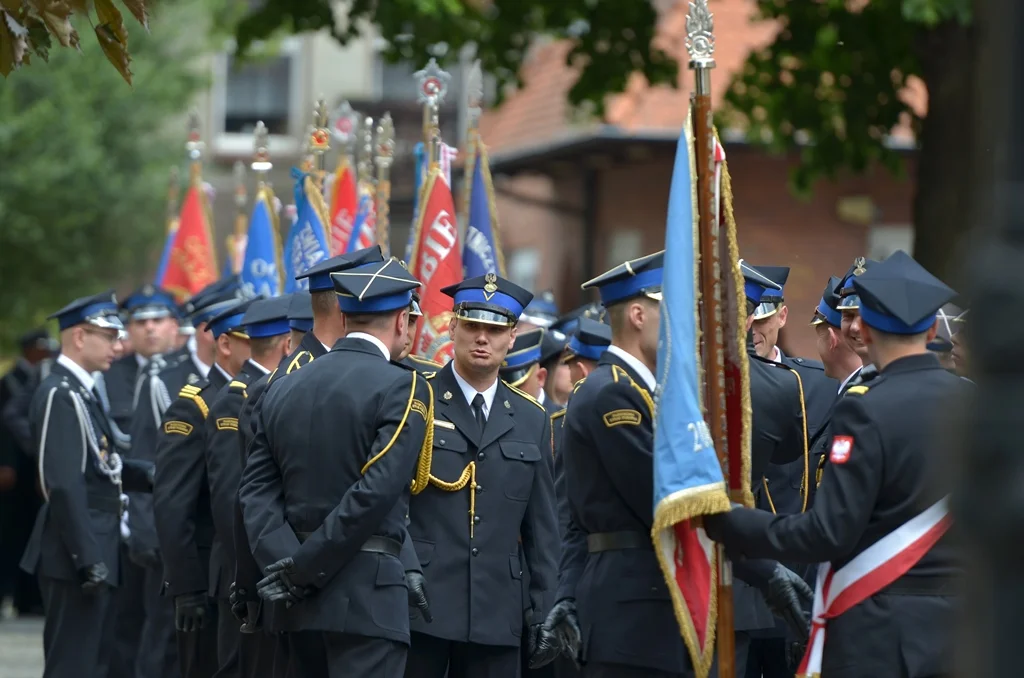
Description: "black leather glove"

(787, 639), (808, 671)
(128, 545), (161, 570)
(541, 598), (582, 665)
(257, 558), (313, 606)
(763, 564), (813, 639)
(228, 581), (248, 623)
(406, 571), (432, 623)
(527, 622), (562, 669)
(78, 562), (108, 594)
(174, 592), (211, 632)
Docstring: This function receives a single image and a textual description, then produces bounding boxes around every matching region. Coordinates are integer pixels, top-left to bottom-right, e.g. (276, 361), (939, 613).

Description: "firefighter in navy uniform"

(499, 327), (562, 421)
(154, 298), (254, 678)
(206, 297), (292, 678)
(400, 292), (444, 375)
(19, 292), (154, 678)
(241, 258), (431, 676)
(706, 251), (967, 678)
(404, 273), (561, 678)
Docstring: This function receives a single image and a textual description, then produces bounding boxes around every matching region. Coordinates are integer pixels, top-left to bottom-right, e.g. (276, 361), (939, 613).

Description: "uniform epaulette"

(424, 371), (438, 380)
(572, 377), (586, 394)
(846, 385), (870, 395)
(550, 409), (566, 422)
(177, 384), (209, 418)
(789, 356), (826, 371)
(609, 364), (655, 418)
(285, 351), (313, 375)
(228, 380), (248, 398)
(407, 354), (444, 368)
(503, 382), (545, 411)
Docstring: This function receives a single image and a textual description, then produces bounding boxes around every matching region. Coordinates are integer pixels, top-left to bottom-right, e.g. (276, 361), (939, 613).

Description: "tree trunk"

(911, 21), (976, 286)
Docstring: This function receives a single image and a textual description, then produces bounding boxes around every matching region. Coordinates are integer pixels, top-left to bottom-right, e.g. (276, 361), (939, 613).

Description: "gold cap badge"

(484, 272), (498, 294)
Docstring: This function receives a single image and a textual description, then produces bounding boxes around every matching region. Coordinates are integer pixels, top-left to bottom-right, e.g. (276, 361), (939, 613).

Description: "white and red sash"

(797, 496), (952, 678)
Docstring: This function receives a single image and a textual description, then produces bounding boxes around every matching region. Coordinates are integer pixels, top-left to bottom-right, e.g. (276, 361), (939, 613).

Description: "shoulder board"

(503, 382), (545, 411)
(790, 357), (825, 370)
(178, 383), (204, 397)
(285, 350), (314, 375)
(425, 371), (438, 380)
(846, 385), (870, 395)
(177, 386), (209, 418)
(550, 409), (566, 422)
(408, 354), (444, 368)
(572, 377), (586, 394)
(229, 380), (247, 391)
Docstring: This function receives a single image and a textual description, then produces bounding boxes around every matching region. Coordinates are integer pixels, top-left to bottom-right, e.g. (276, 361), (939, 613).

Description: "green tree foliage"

(0, 0), (206, 347)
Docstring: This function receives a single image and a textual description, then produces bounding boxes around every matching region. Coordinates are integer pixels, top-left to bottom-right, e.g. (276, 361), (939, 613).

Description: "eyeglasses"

(82, 328), (120, 344)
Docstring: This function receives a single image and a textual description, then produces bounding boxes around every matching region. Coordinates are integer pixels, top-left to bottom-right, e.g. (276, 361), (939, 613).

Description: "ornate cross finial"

(252, 121), (272, 173)
(686, 0), (716, 68)
(233, 161), (247, 209)
(466, 59), (484, 132)
(375, 113), (395, 172)
(186, 109), (204, 161)
(331, 100), (360, 150)
(357, 116), (374, 184)
(414, 58), (451, 108)
(311, 98), (330, 155)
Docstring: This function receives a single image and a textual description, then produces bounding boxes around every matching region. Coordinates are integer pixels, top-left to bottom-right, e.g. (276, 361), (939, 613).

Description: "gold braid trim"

(762, 478), (778, 514)
(362, 373), (417, 475)
(788, 367), (810, 512)
(410, 378), (434, 495)
(286, 351), (312, 375)
(504, 381), (545, 411)
(428, 461), (477, 538)
(611, 365), (655, 418)
(184, 393), (208, 419)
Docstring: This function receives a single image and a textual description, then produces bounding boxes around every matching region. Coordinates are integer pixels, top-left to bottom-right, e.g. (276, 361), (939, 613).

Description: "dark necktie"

(471, 393), (486, 436)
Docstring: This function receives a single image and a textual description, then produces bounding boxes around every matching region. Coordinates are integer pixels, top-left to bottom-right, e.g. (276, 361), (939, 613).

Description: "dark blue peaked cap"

(443, 273), (534, 327)
(331, 258), (421, 314)
(564, 317), (612, 363)
(851, 250), (955, 335)
(50, 291), (124, 332)
(835, 257), (880, 311)
(500, 327), (546, 387)
(549, 302), (606, 342)
(582, 251), (664, 307)
(520, 290), (559, 328)
(121, 284), (178, 321)
(810, 276), (843, 328)
(740, 260), (782, 305)
(242, 297), (291, 339)
(296, 246), (385, 292)
(749, 264), (790, 320)
(207, 298), (258, 339)
(287, 291), (313, 332)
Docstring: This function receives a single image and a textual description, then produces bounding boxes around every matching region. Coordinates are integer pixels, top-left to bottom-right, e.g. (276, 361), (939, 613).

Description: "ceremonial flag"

(345, 190), (377, 253)
(161, 180), (218, 299)
(652, 112), (744, 678)
(222, 239), (235, 279)
(283, 168), (331, 293)
(404, 142), (457, 264)
(240, 187), (283, 297)
(462, 137), (505, 278)
(327, 158), (359, 255)
(153, 217), (179, 286)
(409, 163), (462, 363)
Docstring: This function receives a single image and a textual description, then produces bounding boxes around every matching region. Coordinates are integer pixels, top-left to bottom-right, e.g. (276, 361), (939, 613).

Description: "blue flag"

(241, 190), (282, 297)
(222, 249), (234, 279)
(344, 192), (375, 254)
(403, 142), (426, 263)
(462, 141), (504, 278)
(283, 168), (331, 293)
(154, 221), (178, 286)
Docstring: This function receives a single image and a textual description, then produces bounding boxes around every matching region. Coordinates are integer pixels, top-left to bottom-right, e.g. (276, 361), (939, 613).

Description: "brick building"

(479, 0), (919, 358)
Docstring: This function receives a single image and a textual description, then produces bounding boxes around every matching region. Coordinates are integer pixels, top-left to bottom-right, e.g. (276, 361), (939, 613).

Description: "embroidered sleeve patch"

(216, 417), (239, 431)
(410, 399), (428, 420)
(164, 421), (193, 436)
(603, 409), (642, 428)
(830, 435), (854, 464)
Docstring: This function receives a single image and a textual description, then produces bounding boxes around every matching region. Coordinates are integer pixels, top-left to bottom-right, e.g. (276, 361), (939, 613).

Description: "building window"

(224, 54), (292, 136)
(867, 225), (913, 261)
(507, 248), (541, 293)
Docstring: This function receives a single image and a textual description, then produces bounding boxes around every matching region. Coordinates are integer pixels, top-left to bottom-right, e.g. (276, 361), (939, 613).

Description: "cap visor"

(458, 309), (516, 327)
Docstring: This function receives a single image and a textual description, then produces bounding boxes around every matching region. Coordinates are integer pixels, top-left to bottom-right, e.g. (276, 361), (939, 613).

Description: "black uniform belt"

(86, 493), (122, 514)
(293, 533), (402, 558)
(586, 531), (652, 553)
(884, 576), (957, 596)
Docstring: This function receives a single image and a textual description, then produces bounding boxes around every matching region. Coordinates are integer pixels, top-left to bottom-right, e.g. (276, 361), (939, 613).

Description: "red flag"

(328, 159), (359, 255)
(162, 181), (217, 299)
(409, 167), (462, 363)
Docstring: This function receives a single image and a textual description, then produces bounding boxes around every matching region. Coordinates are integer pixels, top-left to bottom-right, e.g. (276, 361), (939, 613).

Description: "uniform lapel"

(434, 364), (482, 447)
(301, 332), (329, 359)
(479, 381), (515, 450)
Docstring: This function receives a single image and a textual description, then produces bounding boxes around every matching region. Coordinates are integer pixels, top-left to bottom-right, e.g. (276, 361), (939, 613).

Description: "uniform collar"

(57, 353), (95, 391)
(346, 332), (391, 361)
(135, 353), (147, 369)
(246, 358), (270, 376)
(213, 362), (232, 383)
(770, 345), (783, 363)
(451, 363), (498, 417)
(839, 366), (862, 394)
(188, 335), (211, 378)
(606, 345), (656, 391)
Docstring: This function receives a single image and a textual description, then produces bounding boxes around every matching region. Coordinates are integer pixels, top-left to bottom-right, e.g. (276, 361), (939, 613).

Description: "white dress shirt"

(58, 353), (95, 392)
(187, 335), (211, 378)
(839, 366), (863, 394)
(347, 332), (391, 361)
(451, 364), (498, 419)
(606, 345), (656, 392)
(246, 359), (271, 376)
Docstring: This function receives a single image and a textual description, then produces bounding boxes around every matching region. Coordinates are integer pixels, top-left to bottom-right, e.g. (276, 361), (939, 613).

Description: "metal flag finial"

(186, 109), (204, 162)
(357, 116), (375, 185)
(466, 59), (484, 132)
(252, 121), (272, 175)
(414, 57), (451, 108)
(686, 0), (716, 68)
(310, 97), (330, 177)
(375, 113), (395, 256)
(233, 161), (247, 210)
(330, 100), (360, 152)
(375, 113), (395, 172)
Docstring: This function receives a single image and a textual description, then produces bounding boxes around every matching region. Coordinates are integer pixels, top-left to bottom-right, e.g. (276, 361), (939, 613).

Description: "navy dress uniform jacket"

(707, 353), (966, 677)
(239, 337), (431, 641)
(153, 366), (229, 596)
(102, 354), (140, 435)
(407, 362), (559, 648)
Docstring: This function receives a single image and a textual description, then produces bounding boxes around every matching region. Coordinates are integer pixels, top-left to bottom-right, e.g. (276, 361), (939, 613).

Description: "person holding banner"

(706, 251), (966, 678)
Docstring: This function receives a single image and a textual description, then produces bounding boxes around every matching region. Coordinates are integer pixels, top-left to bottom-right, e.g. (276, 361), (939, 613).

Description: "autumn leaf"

(95, 21), (131, 84)
(25, 16), (50, 61)
(95, 0), (128, 41)
(37, 5), (78, 49)
(120, 0), (147, 31)
(0, 11), (18, 75)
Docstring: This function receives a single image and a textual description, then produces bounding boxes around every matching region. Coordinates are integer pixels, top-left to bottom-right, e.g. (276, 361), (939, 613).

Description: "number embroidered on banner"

(687, 421), (714, 453)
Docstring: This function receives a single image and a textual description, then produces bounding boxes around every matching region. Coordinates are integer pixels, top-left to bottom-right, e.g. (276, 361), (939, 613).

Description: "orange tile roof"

(480, 0), (923, 156)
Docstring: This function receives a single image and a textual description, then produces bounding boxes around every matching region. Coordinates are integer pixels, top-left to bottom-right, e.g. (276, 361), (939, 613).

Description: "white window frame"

(210, 36), (305, 157)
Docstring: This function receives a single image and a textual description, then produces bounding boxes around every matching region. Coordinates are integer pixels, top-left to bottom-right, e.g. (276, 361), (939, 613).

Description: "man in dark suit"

(205, 297), (291, 678)
(499, 327), (563, 421)
(399, 292), (444, 375)
(19, 292), (154, 678)
(404, 273), (560, 678)
(242, 258), (430, 676)
(707, 251), (966, 678)
(154, 298), (254, 678)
